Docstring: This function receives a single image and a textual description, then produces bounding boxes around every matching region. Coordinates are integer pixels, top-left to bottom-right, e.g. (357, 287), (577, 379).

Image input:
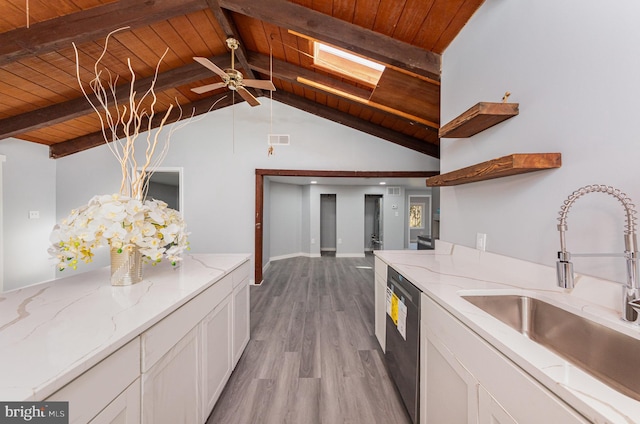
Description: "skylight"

(313, 42), (385, 86)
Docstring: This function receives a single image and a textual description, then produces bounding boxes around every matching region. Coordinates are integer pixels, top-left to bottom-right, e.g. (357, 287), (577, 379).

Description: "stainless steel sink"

(461, 294), (640, 401)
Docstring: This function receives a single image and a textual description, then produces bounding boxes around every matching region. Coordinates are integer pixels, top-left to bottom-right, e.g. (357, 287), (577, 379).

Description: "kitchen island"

(375, 242), (640, 424)
(0, 253), (250, 423)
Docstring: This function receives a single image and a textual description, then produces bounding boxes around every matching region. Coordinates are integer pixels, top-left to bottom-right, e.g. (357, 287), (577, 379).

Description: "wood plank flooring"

(206, 254), (412, 424)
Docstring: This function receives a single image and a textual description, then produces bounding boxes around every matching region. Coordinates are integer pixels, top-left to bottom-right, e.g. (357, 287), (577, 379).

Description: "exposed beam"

(256, 169), (439, 178)
(248, 51), (438, 144)
(272, 91), (439, 158)
(217, 0), (441, 81)
(204, 0), (263, 99)
(0, 0), (206, 67)
(49, 94), (234, 159)
(0, 56), (231, 140)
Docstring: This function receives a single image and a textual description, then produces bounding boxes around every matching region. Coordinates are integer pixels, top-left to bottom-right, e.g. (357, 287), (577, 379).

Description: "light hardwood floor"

(206, 254), (412, 424)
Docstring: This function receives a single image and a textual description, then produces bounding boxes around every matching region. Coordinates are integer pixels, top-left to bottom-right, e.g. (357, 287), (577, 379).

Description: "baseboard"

(336, 253), (366, 258)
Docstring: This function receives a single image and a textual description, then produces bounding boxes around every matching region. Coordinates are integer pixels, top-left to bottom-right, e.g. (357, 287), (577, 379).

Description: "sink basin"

(461, 294), (640, 401)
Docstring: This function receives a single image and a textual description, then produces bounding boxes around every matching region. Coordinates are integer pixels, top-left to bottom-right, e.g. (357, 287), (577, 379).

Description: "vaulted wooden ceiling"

(0, 0), (485, 159)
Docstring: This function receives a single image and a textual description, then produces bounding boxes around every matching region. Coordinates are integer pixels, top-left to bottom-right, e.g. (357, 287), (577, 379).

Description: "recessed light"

(310, 181), (318, 184)
(379, 182), (386, 185)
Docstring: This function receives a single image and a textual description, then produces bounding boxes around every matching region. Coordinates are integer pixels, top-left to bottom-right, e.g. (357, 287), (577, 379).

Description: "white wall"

(0, 139), (56, 291)
(441, 0), (640, 283)
(52, 100), (438, 284)
(269, 182), (302, 259)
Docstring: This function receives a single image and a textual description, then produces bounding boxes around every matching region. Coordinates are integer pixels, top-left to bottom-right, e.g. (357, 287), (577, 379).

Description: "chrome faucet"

(556, 185), (640, 323)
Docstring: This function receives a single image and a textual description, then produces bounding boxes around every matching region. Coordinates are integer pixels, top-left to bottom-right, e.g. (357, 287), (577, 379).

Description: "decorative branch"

(72, 27), (185, 200)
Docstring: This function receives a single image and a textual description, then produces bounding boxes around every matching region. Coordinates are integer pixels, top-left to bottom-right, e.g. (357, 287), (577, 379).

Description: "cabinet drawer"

(142, 275), (233, 372)
(47, 338), (140, 424)
(232, 261), (250, 288)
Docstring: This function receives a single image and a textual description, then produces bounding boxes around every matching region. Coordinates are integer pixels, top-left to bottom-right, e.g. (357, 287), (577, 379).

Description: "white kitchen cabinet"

(47, 338), (141, 424)
(140, 262), (251, 424)
(374, 257), (387, 351)
(201, 295), (232, 416)
(141, 325), (201, 424)
(422, 334), (477, 424)
(231, 261), (250, 366)
(421, 293), (589, 424)
(89, 380), (141, 424)
(478, 386), (517, 424)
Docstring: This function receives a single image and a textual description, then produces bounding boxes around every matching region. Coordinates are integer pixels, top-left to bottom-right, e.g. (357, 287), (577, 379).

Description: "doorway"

(320, 194), (337, 256)
(364, 194), (383, 251)
(408, 195), (431, 249)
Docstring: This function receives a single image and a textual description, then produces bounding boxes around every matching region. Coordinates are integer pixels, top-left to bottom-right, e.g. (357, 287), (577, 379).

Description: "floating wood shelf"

(439, 102), (519, 138)
(426, 153), (561, 187)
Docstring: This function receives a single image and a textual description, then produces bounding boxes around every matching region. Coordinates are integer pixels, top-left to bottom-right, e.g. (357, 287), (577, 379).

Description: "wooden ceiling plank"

(0, 0), (205, 67)
(185, 11), (222, 58)
(49, 94), (236, 158)
(1, 62), (75, 102)
(0, 55), (231, 140)
(0, 2), (27, 33)
(273, 90), (439, 158)
(332, 0), (356, 23)
(170, 14), (215, 58)
(372, 0), (406, 36)
(392, 0), (434, 43)
(413, 0), (462, 49)
(217, 0), (441, 81)
(352, 0), (382, 29)
(430, 0), (485, 53)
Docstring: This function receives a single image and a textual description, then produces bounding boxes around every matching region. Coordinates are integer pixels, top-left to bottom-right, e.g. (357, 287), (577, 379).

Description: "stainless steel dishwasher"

(385, 266), (421, 424)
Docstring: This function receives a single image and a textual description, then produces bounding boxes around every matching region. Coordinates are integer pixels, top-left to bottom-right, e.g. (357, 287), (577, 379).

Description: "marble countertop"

(376, 242), (640, 424)
(0, 253), (250, 402)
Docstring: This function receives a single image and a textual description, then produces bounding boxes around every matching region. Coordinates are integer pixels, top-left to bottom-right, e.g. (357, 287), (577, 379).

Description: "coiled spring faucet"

(556, 185), (640, 323)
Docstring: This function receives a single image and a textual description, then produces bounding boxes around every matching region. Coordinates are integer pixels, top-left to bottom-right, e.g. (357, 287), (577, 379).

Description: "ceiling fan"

(191, 38), (276, 106)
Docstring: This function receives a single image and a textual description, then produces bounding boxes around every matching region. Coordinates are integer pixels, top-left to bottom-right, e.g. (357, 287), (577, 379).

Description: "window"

(313, 42), (384, 86)
(409, 203), (425, 229)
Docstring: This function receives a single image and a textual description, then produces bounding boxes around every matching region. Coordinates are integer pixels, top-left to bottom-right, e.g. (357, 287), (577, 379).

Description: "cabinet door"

(422, 331), (478, 424)
(374, 257), (387, 351)
(478, 386), (517, 424)
(141, 327), (201, 424)
(232, 278), (250, 366)
(202, 295), (232, 417)
(90, 380), (141, 424)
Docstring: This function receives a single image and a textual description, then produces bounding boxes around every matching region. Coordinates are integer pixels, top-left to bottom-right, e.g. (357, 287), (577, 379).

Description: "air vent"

(387, 187), (401, 196)
(268, 134), (290, 146)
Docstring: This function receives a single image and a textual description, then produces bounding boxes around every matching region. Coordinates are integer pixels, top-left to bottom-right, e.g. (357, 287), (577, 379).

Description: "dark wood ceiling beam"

(49, 94), (235, 159)
(248, 51), (438, 142)
(0, 56), (231, 140)
(272, 91), (439, 158)
(204, 0), (262, 97)
(217, 0), (441, 81)
(0, 0), (207, 67)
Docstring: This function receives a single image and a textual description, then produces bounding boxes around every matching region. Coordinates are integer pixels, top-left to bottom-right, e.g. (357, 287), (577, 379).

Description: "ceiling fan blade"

(243, 79), (276, 91)
(190, 82), (227, 94)
(237, 86), (261, 107)
(193, 57), (228, 80)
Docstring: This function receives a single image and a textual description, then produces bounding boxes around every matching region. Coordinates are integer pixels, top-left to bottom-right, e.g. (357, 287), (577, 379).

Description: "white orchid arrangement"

(48, 29), (195, 273)
(49, 194), (189, 271)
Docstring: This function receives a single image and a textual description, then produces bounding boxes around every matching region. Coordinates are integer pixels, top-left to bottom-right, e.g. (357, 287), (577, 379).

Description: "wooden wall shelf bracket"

(439, 102), (519, 138)
(426, 153), (561, 187)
